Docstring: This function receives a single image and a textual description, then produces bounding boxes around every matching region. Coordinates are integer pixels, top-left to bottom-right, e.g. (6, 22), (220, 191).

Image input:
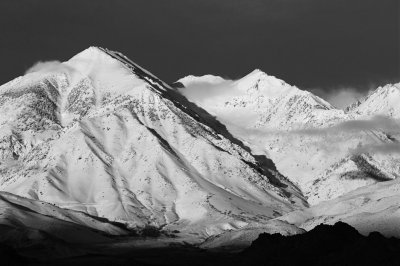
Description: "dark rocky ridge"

(2, 222), (400, 265)
(241, 222), (400, 266)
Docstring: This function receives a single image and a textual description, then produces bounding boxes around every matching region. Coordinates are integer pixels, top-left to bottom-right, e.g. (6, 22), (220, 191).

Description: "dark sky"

(0, 0), (399, 93)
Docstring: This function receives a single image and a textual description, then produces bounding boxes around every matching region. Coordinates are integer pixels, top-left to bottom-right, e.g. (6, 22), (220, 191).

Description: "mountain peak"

(241, 69), (269, 82)
(247, 68), (266, 76)
(236, 69), (291, 92)
(69, 46), (105, 59)
(349, 82), (400, 118)
(232, 70), (295, 101)
(0, 47), (306, 241)
(63, 46), (178, 101)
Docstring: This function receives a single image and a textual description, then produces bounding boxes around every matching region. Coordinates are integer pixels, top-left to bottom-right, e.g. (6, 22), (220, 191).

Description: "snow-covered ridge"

(177, 72), (400, 205)
(0, 47), (307, 245)
(349, 83), (400, 118)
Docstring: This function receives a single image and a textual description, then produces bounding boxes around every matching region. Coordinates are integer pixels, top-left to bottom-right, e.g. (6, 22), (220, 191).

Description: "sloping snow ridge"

(0, 47), (307, 246)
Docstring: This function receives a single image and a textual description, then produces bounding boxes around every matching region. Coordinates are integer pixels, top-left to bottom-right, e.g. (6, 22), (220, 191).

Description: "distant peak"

(249, 68), (266, 75)
(69, 46), (108, 60)
(241, 69), (287, 84)
(244, 69), (268, 79)
(346, 81), (400, 117)
(237, 69), (291, 92)
(362, 83), (400, 101)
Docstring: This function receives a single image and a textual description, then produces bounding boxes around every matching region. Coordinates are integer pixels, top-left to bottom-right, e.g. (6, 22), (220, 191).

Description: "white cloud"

(25, 61), (64, 74)
(24, 60), (86, 89)
(177, 79), (244, 105)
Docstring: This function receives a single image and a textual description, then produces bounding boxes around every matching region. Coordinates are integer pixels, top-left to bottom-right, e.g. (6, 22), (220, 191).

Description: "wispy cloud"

(25, 61), (64, 74)
(227, 115), (400, 156)
(24, 60), (85, 88)
(291, 116), (400, 155)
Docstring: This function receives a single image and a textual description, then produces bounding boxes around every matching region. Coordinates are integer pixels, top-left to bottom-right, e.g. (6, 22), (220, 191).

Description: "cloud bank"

(229, 115), (400, 156)
(292, 116), (400, 155)
(295, 116), (400, 136)
(350, 142), (400, 155)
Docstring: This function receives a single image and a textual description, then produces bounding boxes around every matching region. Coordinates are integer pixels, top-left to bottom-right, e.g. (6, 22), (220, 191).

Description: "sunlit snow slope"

(0, 47), (307, 243)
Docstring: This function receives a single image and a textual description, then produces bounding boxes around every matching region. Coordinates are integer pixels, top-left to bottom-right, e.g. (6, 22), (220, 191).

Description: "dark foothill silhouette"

(240, 222), (400, 266)
(3, 222), (400, 265)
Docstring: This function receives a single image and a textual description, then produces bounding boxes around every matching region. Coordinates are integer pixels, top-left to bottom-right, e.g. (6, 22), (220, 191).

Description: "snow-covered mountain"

(178, 70), (347, 130)
(177, 72), (400, 205)
(348, 83), (400, 118)
(0, 47), (308, 246)
(1, 45), (400, 254)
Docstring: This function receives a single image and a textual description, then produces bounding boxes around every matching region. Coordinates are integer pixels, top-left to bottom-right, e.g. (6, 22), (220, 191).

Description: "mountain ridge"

(177, 71), (400, 205)
(1, 46), (400, 257)
(0, 47), (307, 247)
